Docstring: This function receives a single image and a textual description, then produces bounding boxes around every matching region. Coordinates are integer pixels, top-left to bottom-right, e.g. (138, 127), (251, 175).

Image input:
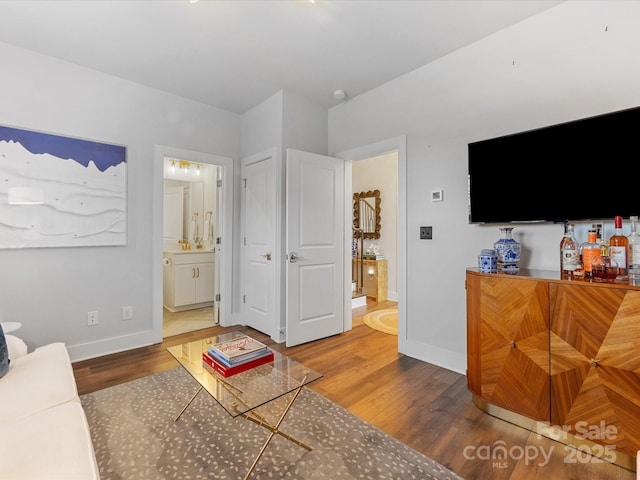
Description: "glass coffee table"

(167, 331), (322, 480)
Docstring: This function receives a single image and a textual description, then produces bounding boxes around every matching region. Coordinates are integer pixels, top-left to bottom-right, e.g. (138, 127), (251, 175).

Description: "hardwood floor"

(73, 300), (635, 480)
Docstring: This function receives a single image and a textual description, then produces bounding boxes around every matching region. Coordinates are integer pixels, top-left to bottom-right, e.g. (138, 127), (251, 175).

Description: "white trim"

(68, 331), (157, 362)
(402, 337), (466, 375)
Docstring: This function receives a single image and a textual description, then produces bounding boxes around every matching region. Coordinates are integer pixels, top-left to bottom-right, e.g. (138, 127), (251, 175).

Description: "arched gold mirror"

(353, 189), (381, 239)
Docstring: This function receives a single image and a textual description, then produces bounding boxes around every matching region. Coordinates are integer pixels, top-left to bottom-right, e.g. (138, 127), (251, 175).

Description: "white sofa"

(0, 335), (100, 480)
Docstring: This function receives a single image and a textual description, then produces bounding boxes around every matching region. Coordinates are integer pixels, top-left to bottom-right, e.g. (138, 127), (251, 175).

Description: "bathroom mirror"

(353, 189), (381, 239)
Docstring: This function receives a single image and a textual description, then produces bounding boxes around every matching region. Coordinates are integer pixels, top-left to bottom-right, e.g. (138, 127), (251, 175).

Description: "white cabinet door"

(195, 261), (215, 303)
(174, 264), (197, 306)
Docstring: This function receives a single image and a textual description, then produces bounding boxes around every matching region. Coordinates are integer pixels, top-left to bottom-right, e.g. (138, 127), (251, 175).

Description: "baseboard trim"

(67, 330), (160, 363)
(351, 295), (367, 308)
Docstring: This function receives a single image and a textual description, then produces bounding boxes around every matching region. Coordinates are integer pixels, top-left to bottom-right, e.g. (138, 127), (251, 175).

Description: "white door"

(163, 187), (183, 244)
(286, 149), (344, 346)
(241, 151), (276, 336)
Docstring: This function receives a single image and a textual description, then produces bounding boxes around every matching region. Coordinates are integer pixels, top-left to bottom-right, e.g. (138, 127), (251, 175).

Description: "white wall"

(282, 91), (328, 157)
(328, 1), (640, 373)
(0, 41), (240, 359)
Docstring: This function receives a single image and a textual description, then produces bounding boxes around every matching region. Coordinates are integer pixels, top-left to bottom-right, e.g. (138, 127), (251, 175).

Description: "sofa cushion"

(0, 400), (100, 480)
(0, 324), (9, 378)
(0, 342), (79, 423)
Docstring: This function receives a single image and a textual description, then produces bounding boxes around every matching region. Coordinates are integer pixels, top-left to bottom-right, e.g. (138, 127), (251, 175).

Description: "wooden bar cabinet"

(466, 268), (640, 470)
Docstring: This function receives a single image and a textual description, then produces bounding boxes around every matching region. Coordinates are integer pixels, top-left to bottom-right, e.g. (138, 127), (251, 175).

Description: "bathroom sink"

(164, 246), (214, 254)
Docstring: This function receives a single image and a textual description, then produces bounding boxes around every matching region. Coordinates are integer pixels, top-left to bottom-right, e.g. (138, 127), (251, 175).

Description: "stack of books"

(202, 334), (274, 377)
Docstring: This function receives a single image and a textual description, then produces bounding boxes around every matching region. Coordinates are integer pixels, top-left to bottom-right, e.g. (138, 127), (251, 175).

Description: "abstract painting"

(0, 125), (126, 248)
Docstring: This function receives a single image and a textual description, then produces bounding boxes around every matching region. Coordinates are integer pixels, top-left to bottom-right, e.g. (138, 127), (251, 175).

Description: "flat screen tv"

(468, 106), (640, 224)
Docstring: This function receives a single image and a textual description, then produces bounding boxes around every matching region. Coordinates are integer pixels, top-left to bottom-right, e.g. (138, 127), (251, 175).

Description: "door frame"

(152, 144), (234, 341)
(335, 135), (406, 344)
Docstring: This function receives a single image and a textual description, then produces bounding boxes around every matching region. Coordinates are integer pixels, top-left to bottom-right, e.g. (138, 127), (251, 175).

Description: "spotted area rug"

(81, 367), (462, 480)
(363, 308), (399, 335)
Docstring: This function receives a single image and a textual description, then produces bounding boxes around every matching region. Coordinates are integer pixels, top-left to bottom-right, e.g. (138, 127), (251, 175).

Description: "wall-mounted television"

(468, 106), (640, 224)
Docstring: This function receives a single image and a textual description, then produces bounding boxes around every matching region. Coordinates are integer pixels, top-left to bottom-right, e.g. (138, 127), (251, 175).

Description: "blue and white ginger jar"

(493, 227), (521, 271)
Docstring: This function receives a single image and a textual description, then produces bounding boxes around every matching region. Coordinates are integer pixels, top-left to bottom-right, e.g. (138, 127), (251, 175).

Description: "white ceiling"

(0, 0), (563, 114)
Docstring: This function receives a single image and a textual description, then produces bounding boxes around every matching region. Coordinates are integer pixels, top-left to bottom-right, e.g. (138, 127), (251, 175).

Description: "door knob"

(260, 252), (272, 261)
(289, 252), (298, 263)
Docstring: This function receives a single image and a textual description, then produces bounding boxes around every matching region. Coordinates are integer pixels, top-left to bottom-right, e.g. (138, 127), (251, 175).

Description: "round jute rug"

(363, 308), (398, 335)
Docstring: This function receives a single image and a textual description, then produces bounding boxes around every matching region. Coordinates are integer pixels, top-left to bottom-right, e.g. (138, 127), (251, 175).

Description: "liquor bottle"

(609, 215), (628, 279)
(560, 223), (581, 279)
(592, 241), (618, 282)
(580, 230), (600, 280)
(592, 223), (603, 244)
(628, 215), (640, 282)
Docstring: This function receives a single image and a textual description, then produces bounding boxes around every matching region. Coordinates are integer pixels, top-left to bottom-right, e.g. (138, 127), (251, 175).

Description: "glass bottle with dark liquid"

(591, 241), (619, 282)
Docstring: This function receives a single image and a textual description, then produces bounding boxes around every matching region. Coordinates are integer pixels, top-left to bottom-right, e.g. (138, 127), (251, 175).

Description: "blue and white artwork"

(0, 125), (127, 248)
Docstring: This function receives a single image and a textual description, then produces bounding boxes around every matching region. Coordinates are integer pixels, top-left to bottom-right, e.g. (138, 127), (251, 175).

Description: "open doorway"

(153, 145), (234, 342)
(351, 151), (398, 310)
(338, 135), (406, 345)
(162, 157), (218, 337)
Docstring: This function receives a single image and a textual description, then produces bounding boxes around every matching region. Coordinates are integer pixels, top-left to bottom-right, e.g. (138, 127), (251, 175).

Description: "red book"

(202, 350), (274, 377)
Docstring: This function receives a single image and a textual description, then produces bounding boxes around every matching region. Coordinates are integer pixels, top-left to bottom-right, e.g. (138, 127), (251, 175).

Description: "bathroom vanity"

(163, 250), (215, 312)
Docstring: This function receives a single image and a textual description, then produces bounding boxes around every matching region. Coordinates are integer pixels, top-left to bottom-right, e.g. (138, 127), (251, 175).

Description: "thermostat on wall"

(431, 189), (443, 202)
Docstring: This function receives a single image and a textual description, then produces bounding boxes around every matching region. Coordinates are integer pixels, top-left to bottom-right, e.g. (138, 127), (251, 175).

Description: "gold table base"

(176, 371), (312, 480)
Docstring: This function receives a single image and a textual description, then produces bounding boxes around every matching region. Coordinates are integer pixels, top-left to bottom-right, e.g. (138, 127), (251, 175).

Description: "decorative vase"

(478, 249), (498, 273)
(493, 227), (521, 273)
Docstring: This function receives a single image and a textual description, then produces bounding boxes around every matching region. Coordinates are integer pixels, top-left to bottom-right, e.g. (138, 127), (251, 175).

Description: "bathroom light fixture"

(333, 89), (347, 100)
(167, 158), (204, 178)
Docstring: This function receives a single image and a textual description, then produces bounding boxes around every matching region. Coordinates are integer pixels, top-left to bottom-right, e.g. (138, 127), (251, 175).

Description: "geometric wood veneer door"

(549, 283), (640, 456)
(477, 275), (551, 421)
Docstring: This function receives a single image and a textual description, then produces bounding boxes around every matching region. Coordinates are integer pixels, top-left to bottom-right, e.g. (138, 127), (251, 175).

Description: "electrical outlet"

(87, 311), (99, 326)
(420, 226), (433, 240)
(122, 306), (133, 321)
